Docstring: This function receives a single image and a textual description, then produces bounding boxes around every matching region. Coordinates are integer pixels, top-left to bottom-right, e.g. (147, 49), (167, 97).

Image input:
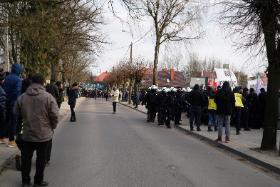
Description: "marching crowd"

(0, 64), (79, 187)
(140, 81), (266, 143)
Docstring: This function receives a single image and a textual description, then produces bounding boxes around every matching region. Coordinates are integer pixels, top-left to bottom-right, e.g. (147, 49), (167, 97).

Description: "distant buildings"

(190, 68), (238, 88)
(141, 68), (187, 88)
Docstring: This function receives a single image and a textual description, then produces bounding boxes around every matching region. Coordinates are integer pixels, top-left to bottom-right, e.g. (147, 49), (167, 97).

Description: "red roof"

(142, 69), (187, 88)
(95, 71), (110, 82)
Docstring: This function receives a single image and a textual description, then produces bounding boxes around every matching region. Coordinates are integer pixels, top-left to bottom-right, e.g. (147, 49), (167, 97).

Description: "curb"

(120, 102), (280, 175)
(119, 102), (146, 115)
(174, 125), (280, 175)
(0, 150), (19, 175)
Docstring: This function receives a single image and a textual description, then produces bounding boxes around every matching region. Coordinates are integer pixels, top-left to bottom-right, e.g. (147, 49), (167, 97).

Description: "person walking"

(214, 81), (235, 143)
(0, 69), (6, 144)
(111, 87), (119, 114)
(15, 74), (59, 187)
(68, 82), (79, 122)
(187, 84), (206, 131)
(3, 63), (22, 148)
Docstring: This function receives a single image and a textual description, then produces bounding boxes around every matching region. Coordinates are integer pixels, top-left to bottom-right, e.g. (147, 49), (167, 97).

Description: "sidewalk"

(0, 97), (85, 174)
(119, 101), (280, 174)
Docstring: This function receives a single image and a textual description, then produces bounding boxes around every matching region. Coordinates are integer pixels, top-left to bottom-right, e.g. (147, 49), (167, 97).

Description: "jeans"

(21, 140), (50, 184)
(112, 102), (117, 112)
(208, 112), (216, 128)
(217, 115), (231, 138)
(189, 106), (201, 128)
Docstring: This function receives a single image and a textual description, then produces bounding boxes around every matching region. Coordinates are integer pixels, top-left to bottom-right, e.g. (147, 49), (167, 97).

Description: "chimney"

(170, 68), (175, 81)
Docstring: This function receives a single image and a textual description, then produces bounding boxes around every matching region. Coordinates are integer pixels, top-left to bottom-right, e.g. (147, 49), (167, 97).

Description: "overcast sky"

(93, 1), (266, 76)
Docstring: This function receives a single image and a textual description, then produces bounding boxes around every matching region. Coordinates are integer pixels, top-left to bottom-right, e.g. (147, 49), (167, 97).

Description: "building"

(190, 68), (238, 88)
(142, 68), (187, 88)
(248, 73), (268, 93)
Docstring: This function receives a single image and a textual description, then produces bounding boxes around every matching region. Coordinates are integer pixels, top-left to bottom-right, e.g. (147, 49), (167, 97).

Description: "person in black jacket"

(68, 83), (79, 122)
(214, 81), (235, 143)
(174, 88), (184, 125)
(156, 89), (171, 128)
(241, 87), (250, 131)
(258, 88), (266, 128)
(248, 88), (259, 129)
(187, 84), (206, 131)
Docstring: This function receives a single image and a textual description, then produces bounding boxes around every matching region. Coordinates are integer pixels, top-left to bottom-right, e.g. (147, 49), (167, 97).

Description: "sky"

(93, 1), (266, 76)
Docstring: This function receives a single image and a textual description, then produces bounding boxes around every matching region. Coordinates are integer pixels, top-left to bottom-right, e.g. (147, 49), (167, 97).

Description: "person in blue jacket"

(0, 68), (7, 144)
(3, 63), (22, 148)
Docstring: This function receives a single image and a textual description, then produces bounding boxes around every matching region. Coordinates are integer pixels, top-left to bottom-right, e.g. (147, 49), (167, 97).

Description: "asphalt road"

(0, 98), (279, 187)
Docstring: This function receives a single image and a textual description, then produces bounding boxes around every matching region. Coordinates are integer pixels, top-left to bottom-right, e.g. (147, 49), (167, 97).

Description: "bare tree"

(183, 53), (202, 85)
(115, 0), (201, 85)
(0, 0), (105, 81)
(220, 0), (280, 150)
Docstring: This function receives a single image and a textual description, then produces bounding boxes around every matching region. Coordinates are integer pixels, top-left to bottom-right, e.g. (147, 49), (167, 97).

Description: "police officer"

(174, 88), (184, 125)
(157, 88), (171, 128)
(145, 85), (158, 123)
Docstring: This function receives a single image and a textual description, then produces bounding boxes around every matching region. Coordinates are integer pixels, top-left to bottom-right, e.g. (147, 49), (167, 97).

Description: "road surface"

(0, 99), (279, 187)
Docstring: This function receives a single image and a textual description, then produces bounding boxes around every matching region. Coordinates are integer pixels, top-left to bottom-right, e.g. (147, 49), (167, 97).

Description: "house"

(142, 68), (187, 88)
(190, 68), (238, 88)
(248, 73), (267, 93)
(95, 71), (110, 82)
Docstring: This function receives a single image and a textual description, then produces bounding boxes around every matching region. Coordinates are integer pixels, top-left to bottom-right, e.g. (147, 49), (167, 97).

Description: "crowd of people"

(140, 81), (266, 143)
(0, 64), (80, 187)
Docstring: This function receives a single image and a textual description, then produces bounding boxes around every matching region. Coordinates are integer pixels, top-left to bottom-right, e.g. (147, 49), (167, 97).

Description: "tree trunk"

(153, 38), (160, 85)
(50, 62), (57, 83)
(261, 65), (280, 150)
(260, 7), (279, 150)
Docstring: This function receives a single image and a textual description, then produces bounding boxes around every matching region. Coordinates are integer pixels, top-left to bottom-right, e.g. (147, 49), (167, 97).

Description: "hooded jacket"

(3, 63), (22, 106)
(15, 83), (59, 142)
(0, 85), (6, 113)
(68, 86), (79, 107)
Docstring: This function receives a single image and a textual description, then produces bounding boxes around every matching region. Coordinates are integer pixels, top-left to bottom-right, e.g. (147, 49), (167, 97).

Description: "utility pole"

(130, 42), (133, 64)
(128, 42), (133, 104)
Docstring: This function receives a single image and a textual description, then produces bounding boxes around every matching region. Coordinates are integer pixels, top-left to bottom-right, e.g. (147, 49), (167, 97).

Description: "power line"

(106, 27), (153, 52)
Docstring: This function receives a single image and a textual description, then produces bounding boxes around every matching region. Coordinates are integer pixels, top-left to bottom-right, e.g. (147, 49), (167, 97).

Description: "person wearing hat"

(0, 68), (6, 144)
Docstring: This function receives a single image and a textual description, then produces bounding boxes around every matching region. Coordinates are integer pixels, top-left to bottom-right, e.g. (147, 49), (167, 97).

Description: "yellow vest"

(208, 97), (217, 110)
(234, 93), (244, 108)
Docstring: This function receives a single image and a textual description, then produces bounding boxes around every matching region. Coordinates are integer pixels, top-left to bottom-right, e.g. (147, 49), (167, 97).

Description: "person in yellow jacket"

(232, 87), (245, 135)
(207, 88), (217, 132)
